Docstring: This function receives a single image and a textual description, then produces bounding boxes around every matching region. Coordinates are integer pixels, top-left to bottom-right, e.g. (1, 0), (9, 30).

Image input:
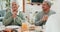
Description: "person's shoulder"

(37, 11), (43, 14)
(19, 11), (25, 15)
(19, 11), (24, 14)
(6, 11), (12, 15)
(19, 11), (21, 13)
(6, 10), (11, 13)
(50, 10), (56, 14)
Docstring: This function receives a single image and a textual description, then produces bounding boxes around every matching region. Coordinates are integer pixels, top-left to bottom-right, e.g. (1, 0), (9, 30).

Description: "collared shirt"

(3, 10), (25, 26)
(11, 9), (19, 15)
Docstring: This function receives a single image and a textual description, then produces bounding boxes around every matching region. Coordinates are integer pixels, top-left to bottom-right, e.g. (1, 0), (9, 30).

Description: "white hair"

(43, 1), (52, 7)
(10, 0), (19, 8)
(10, 0), (19, 12)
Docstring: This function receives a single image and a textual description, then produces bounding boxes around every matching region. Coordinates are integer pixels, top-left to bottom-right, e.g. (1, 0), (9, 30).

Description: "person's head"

(12, 1), (19, 13)
(42, 1), (52, 13)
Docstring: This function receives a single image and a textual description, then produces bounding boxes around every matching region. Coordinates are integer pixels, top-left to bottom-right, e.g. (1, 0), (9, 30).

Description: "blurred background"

(0, 0), (60, 25)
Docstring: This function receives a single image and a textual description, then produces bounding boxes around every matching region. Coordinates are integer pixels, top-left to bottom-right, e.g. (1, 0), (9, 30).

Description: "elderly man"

(3, 2), (25, 26)
(35, 1), (56, 26)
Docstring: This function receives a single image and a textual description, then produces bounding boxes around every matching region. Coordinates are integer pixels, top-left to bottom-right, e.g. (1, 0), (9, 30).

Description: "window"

(31, 0), (44, 3)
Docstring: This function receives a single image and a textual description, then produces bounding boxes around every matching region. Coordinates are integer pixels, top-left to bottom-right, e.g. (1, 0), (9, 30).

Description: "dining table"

(0, 25), (45, 32)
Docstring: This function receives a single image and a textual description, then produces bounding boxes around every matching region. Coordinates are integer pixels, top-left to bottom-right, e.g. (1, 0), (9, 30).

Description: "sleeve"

(18, 12), (25, 20)
(16, 17), (22, 26)
(35, 13), (43, 26)
(3, 11), (13, 26)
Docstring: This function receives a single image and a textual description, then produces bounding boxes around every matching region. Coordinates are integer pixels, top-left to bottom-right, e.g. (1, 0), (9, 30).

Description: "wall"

(17, 0), (23, 11)
(25, 0), (42, 19)
(51, 0), (60, 14)
(0, 0), (6, 10)
(25, 0), (60, 14)
(25, 0), (42, 14)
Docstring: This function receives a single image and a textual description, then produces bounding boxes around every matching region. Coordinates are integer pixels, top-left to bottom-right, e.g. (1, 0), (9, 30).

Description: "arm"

(3, 11), (13, 26)
(16, 17), (22, 26)
(35, 19), (44, 26)
(18, 12), (25, 20)
(35, 13), (48, 26)
(35, 13), (44, 26)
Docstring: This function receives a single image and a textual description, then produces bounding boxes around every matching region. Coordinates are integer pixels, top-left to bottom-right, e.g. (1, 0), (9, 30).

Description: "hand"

(41, 15), (48, 21)
(12, 12), (17, 18)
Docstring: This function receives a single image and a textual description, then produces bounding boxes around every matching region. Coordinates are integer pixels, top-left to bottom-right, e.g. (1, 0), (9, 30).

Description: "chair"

(0, 10), (6, 22)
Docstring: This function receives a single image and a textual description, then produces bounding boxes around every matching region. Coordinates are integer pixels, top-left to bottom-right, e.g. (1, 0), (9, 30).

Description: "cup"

(22, 23), (28, 31)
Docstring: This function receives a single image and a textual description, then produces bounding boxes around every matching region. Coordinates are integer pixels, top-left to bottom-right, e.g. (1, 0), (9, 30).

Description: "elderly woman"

(3, 1), (25, 26)
(35, 1), (56, 26)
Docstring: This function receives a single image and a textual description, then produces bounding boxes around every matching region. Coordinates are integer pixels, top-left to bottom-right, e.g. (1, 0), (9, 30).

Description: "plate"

(5, 25), (20, 29)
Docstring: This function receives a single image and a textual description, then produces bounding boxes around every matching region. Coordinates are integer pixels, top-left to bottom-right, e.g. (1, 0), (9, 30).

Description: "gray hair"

(43, 1), (52, 7)
(10, 0), (18, 4)
(10, 0), (19, 8)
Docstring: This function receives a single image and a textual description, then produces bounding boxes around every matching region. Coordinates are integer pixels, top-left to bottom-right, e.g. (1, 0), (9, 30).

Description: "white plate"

(5, 25), (20, 29)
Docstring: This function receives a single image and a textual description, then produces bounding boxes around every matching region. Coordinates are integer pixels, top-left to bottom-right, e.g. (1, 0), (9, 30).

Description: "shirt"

(35, 10), (56, 26)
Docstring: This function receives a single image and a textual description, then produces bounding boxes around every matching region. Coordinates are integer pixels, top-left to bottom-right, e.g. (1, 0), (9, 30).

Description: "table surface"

(0, 25), (44, 32)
